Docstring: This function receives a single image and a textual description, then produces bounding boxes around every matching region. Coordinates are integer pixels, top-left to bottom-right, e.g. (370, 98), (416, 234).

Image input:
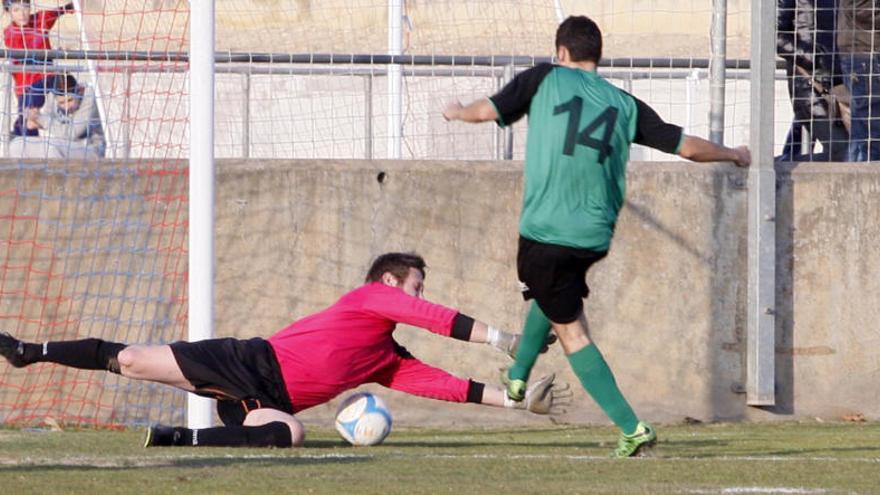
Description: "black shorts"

(169, 337), (293, 426)
(517, 236), (607, 324)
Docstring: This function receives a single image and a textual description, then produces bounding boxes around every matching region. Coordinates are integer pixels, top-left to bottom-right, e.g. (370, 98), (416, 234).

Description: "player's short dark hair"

(365, 252), (426, 283)
(555, 16), (603, 64)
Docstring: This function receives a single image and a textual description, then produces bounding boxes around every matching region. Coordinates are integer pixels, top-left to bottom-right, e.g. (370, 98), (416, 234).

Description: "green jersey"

(489, 64), (684, 251)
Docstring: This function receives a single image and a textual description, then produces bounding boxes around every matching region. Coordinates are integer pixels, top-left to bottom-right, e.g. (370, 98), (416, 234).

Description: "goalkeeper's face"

(396, 267), (425, 299)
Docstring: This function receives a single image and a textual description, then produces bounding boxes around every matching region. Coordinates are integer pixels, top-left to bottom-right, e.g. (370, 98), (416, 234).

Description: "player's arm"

(678, 135), (751, 167)
(454, 313), (555, 359)
(374, 351), (570, 415)
(632, 95), (750, 168)
(442, 99), (497, 123)
(443, 63), (555, 127)
(364, 286), (553, 358)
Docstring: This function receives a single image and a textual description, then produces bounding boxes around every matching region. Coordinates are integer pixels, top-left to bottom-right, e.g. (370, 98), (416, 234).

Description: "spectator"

(838, 0), (880, 161)
(9, 74), (105, 160)
(777, 0), (849, 162)
(3, 0), (75, 136)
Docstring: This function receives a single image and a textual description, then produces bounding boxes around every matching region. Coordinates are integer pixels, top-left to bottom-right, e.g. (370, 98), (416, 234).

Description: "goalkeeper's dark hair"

(365, 252), (426, 283)
(555, 15), (603, 64)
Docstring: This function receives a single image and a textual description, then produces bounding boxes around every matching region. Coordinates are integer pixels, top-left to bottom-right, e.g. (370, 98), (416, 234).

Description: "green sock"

(567, 343), (639, 435)
(508, 301), (551, 382)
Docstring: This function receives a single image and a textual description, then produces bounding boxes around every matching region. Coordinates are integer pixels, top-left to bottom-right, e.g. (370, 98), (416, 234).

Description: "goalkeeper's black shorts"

(169, 337), (294, 426)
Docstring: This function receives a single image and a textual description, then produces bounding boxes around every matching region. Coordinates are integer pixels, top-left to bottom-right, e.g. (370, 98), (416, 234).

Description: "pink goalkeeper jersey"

(267, 282), (471, 412)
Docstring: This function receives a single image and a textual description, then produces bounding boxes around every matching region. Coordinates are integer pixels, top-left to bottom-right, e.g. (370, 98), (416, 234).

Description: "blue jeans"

(11, 75), (57, 137)
(840, 54), (880, 162)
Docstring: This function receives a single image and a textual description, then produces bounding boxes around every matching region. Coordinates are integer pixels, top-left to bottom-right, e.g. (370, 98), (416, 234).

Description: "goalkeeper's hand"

(507, 373), (572, 416)
(489, 328), (557, 360)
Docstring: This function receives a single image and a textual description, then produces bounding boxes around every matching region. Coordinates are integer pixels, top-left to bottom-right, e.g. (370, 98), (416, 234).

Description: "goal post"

(187, 0), (216, 429)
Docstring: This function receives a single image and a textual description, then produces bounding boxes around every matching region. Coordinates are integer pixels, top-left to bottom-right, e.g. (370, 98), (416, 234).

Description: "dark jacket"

(837, 0), (879, 53)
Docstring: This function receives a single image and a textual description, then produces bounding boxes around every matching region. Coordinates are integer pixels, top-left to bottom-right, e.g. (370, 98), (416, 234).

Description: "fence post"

(710, 0), (727, 144)
(503, 64), (514, 160)
(747, 0), (777, 406)
(242, 72), (250, 159)
(122, 69), (131, 160)
(365, 73), (373, 160)
(387, 0), (403, 159)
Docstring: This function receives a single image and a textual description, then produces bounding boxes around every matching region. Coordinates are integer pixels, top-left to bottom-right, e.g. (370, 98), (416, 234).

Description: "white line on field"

(687, 488), (830, 494)
(1, 452), (879, 468)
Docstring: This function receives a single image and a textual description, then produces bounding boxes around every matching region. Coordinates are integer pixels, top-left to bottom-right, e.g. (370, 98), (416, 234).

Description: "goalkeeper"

(0, 252), (568, 448)
(443, 16), (750, 457)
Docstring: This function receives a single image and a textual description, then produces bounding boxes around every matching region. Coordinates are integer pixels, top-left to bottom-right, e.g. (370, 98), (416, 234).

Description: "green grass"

(1, 422), (878, 494)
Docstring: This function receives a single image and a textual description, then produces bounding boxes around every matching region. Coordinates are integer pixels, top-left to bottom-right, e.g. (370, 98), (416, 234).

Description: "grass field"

(1, 422), (878, 494)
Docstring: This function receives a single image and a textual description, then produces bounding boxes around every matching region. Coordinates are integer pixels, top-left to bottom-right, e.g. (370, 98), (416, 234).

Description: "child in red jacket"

(4, 0), (74, 136)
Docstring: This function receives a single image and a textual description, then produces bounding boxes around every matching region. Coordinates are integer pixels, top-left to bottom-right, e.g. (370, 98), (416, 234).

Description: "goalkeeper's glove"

(504, 373), (572, 415)
(487, 326), (556, 360)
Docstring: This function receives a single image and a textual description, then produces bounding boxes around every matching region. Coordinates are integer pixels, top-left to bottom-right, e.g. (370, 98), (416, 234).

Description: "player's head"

(4, 0), (31, 25)
(555, 15), (603, 65)
(51, 74), (82, 114)
(365, 252), (426, 298)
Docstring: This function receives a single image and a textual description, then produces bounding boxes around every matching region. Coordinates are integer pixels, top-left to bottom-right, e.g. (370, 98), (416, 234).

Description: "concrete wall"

(211, 159), (880, 427)
(1, 159), (877, 428)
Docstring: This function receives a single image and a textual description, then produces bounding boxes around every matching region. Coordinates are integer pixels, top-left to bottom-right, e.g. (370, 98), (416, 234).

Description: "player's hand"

(503, 332), (557, 360)
(442, 101), (463, 121)
(732, 145), (751, 168)
(523, 373), (572, 416)
(490, 329), (557, 360)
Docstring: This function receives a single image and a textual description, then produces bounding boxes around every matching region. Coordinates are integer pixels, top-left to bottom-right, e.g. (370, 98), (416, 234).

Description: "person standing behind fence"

(777, 0), (849, 162)
(9, 73), (104, 159)
(3, 0), (75, 137)
(838, 0), (880, 161)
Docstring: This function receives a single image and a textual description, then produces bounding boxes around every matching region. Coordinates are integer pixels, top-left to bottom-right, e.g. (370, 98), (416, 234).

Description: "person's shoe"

(0, 332), (29, 368)
(144, 425), (185, 447)
(506, 378), (527, 402)
(612, 421), (657, 458)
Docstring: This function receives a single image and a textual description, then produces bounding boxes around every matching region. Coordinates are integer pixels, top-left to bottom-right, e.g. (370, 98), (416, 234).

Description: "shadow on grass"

(0, 455), (371, 473)
(762, 446), (880, 457)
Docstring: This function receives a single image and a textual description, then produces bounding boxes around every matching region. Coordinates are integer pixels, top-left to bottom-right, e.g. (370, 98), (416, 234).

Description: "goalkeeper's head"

(555, 15), (603, 65)
(365, 252), (426, 298)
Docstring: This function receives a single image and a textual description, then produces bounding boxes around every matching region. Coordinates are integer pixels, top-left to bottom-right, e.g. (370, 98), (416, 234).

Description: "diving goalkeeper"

(0, 252), (568, 448)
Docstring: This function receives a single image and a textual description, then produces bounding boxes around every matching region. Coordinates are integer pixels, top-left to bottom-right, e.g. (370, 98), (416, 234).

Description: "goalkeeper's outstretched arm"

(451, 313), (556, 359)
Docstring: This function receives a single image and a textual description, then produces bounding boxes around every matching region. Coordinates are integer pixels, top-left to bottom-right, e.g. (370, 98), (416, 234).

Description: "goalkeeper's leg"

(145, 408), (305, 448)
(0, 332), (127, 374)
(0, 332), (194, 390)
(506, 301), (552, 399)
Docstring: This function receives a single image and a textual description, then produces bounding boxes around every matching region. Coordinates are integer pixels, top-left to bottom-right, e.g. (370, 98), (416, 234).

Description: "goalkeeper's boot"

(144, 425), (186, 447)
(612, 421), (657, 458)
(0, 332), (29, 368)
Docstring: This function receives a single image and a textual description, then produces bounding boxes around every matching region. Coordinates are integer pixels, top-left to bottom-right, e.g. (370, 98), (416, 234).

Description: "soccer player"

(0, 252), (569, 448)
(443, 16), (751, 457)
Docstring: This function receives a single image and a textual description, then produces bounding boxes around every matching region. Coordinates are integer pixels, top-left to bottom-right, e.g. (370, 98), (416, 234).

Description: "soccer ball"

(334, 392), (393, 446)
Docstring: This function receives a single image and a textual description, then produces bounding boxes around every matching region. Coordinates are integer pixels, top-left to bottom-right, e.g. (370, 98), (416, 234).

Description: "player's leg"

(505, 237), (555, 399)
(506, 301), (552, 387)
(554, 313), (655, 457)
(0, 332), (128, 374)
(145, 407), (304, 448)
(116, 344), (194, 390)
